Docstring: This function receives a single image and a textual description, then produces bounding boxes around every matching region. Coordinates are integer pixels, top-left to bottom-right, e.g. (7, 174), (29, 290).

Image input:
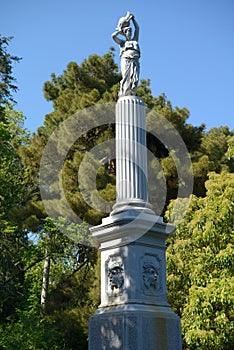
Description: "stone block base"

(89, 304), (182, 350)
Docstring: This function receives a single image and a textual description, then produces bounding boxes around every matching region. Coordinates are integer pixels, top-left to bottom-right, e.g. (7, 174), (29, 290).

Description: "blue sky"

(2, 0), (234, 132)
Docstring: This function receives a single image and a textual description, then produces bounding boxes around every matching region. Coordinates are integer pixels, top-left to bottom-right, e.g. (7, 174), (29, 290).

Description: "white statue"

(112, 12), (140, 96)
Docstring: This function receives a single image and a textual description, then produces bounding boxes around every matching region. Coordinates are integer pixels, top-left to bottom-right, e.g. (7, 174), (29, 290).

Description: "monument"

(88, 12), (182, 349)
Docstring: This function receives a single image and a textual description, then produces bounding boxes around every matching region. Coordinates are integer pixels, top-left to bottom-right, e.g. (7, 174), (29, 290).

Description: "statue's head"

(123, 26), (132, 39)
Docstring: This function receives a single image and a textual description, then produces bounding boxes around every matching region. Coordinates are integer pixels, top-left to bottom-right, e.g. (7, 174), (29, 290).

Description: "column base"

(111, 199), (155, 216)
(89, 304), (182, 350)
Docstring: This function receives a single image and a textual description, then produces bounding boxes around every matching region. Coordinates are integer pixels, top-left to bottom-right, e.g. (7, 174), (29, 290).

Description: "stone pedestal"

(88, 96), (182, 349)
(89, 305), (181, 350)
(89, 211), (182, 349)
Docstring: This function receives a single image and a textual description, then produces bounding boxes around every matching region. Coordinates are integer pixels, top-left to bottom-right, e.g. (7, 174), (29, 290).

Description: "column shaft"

(116, 96), (148, 203)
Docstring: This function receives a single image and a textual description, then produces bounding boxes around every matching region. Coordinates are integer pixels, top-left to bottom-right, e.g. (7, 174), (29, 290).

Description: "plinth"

(88, 96), (182, 349)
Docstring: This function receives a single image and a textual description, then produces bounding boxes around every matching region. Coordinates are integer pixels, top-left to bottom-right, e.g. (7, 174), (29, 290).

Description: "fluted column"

(112, 95), (153, 215)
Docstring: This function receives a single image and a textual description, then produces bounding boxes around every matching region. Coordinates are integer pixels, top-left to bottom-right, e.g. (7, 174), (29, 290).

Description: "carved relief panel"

(106, 255), (125, 296)
(141, 254), (161, 295)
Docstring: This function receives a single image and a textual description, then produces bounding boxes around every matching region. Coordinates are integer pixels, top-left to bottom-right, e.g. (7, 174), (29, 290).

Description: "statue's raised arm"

(112, 12), (140, 96)
(132, 15), (139, 41)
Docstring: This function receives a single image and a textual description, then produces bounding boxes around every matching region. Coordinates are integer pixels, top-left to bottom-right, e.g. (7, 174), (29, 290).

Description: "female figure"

(112, 12), (140, 96)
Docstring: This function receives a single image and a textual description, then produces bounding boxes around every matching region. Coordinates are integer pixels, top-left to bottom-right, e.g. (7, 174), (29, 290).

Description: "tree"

(19, 50), (120, 230)
(43, 49), (120, 130)
(0, 105), (30, 321)
(166, 172), (234, 349)
(191, 126), (234, 196)
(0, 217), (99, 350)
(0, 35), (21, 120)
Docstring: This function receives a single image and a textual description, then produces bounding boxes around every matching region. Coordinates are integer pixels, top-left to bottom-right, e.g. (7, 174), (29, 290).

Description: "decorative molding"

(126, 316), (138, 348)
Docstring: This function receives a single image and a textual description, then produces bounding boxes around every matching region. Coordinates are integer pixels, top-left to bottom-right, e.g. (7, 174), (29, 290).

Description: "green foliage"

(0, 107), (29, 210)
(43, 49), (120, 129)
(200, 126), (231, 171)
(0, 216), (24, 320)
(0, 35), (21, 108)
(0, 218), (99, 349)
(0, 105), (29, 322)
(226, 135), (234, 161)
(166, 172), (234, 349)
(20, 51), (120, 231)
